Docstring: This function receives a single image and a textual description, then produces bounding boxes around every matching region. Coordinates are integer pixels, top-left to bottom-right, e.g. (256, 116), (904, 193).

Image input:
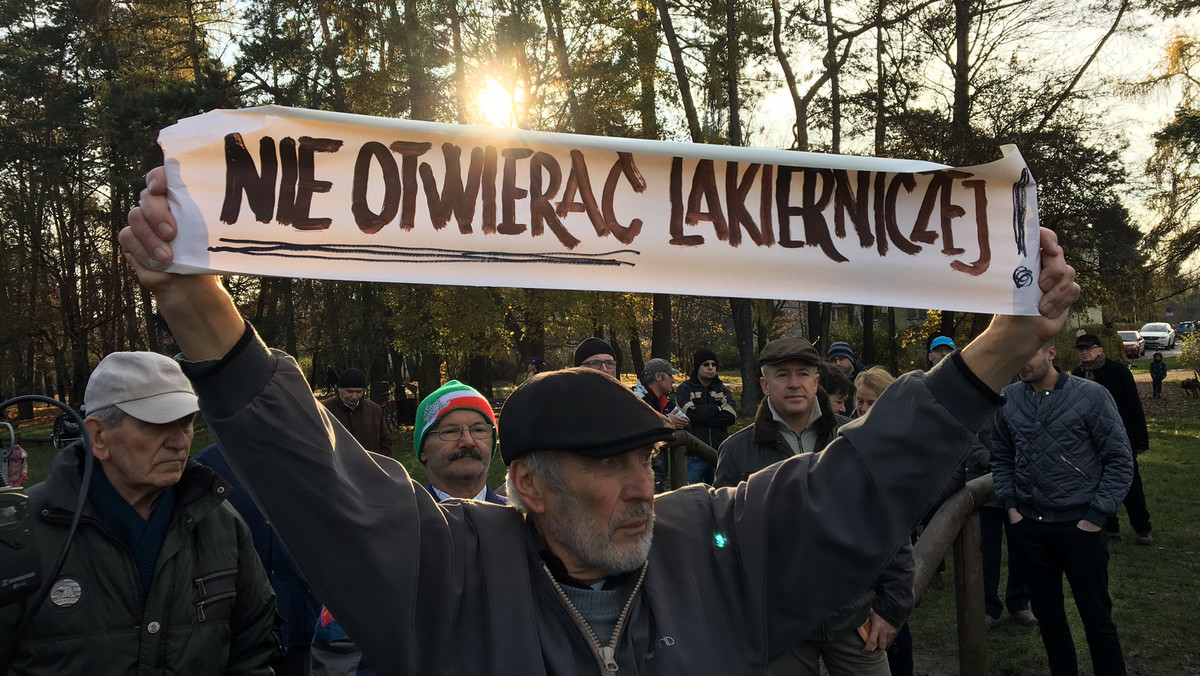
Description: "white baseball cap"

(84, 352), (199, 424)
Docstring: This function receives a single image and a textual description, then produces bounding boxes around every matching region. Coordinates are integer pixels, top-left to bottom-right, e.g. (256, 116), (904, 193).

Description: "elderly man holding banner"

(122, 161), (1078, 674)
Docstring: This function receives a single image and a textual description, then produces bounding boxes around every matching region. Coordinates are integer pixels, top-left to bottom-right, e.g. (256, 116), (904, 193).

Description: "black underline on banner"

(209, 238), (640, 267)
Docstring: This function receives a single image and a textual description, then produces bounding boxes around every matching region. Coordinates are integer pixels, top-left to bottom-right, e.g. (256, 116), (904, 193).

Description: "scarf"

(1078, 353), (1107, 379)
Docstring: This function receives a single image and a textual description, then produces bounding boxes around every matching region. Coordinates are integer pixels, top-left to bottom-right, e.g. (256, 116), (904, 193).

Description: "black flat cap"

(1076, 334), (1102, 349)
(499, 367), (674, 464)
(758, 337), (820, 367)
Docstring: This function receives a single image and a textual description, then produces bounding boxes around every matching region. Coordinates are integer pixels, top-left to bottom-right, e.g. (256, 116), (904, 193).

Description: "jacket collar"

(686, 373), (723, 388)
(752, 389), (838, 445)
(424, 482), (509, 506)
(37, 443), (229, 524)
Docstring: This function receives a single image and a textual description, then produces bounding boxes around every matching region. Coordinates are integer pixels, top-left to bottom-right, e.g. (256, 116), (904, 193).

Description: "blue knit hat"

(827, 342), (856, 361)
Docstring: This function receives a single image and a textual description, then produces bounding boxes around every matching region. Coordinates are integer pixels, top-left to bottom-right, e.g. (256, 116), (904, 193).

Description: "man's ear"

(509, 459), (547, 514)
(84, 418), (111, 461)
(759, 376), (769, 397)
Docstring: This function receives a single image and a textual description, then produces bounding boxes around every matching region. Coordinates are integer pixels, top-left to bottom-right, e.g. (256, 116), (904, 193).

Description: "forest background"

(6, 0), (1200, 415)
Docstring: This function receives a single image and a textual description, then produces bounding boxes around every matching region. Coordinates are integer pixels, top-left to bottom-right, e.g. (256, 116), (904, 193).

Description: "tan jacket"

(320, 395), (393, 455)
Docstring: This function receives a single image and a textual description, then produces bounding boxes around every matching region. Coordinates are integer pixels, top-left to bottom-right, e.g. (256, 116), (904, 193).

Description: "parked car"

(1177, 320), (1196, 336)
(1119, 330), (1145, 359)
(1139, 322), (1176, 349)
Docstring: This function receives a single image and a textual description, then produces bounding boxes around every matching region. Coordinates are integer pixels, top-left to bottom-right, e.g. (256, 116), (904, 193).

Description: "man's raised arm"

(120, 166), (244, 360)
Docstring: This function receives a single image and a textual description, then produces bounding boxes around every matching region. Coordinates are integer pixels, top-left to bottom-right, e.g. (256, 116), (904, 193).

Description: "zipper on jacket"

(195, 589), (237, 622)
(1059, 454), (1089, 480)
(541, 561), (649, 675)
(193, 568), (238, 622)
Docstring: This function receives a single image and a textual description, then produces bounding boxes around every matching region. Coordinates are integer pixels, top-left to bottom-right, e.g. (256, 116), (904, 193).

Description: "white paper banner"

(159, 106), (1042, 314)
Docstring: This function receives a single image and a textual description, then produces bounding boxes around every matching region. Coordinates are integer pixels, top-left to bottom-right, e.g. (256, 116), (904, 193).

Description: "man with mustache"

(413, 380), (507, 504)
(310, 381), (506, 675)
(122, 166), (1080, 674)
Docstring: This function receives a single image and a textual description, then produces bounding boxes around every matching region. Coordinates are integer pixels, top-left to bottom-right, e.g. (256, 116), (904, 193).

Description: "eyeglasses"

(433, 424), (495, 442)
(583, 359), (617, 369)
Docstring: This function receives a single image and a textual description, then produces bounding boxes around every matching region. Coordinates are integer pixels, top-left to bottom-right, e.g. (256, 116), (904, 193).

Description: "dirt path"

(1131, 368), (1196, 417)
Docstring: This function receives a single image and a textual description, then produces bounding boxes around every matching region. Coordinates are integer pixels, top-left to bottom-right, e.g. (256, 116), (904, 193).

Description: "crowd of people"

(0, 164), (1156, 676)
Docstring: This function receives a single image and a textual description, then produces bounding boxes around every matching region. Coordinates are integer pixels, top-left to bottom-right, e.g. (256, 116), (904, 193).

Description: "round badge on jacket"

(49, 577), (83, 608)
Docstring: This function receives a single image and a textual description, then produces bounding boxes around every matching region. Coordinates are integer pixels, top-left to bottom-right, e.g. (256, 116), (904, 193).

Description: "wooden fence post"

(953, 511), (987, 675)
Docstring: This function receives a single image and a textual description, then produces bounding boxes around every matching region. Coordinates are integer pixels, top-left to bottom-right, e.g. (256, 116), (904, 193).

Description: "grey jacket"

(0, 445), (279, 675)
(992, 369), (1134, 526)
(713, 392), (913, 641)
(183, 327), (998, 675)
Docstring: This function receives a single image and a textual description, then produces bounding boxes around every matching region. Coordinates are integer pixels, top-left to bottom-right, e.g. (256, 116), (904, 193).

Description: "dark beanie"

(693, 347), (718, 373)
(827, 342), (855, 361)
(573, 337), (616, 366)
(500, 368), (673, 465)
(338, 368), (367, 388)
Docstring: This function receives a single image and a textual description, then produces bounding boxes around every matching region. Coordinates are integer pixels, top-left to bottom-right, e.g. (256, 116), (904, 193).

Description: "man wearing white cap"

(0, 351), (280, 675)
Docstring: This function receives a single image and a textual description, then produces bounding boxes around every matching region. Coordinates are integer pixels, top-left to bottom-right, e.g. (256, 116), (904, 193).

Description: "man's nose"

(167, 424), (191, 448)
(623, 464), (655, 503)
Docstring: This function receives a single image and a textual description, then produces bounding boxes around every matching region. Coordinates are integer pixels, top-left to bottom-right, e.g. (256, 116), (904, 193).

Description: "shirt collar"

(430, 484), (489, 502)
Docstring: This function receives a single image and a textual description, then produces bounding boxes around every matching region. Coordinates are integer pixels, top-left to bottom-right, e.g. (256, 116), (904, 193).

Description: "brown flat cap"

(499, 367), (674, 465)
(758, 337), (820, 366)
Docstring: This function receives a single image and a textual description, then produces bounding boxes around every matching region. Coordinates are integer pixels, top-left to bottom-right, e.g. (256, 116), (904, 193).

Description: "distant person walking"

(1149, 352), (1167, 398)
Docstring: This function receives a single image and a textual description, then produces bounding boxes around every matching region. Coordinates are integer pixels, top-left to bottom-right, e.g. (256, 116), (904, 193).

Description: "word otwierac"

(160, 106), (1043, 315)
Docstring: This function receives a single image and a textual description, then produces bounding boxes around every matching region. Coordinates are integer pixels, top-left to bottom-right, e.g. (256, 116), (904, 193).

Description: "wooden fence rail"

(914, 474), (997, 676)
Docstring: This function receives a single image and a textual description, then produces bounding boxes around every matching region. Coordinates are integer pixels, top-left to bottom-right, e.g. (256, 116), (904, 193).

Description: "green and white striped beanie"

(413, 380), (498, 460)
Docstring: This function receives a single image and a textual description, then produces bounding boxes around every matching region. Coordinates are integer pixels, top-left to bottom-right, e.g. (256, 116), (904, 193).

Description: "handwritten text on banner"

(159, 105), (1042, 314)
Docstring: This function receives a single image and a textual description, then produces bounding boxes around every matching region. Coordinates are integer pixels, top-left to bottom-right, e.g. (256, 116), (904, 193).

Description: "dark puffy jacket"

(713, 391), (847, 488)
(992, 369), (1134, 526)
(0, 445), (280, 675)
(675, 375), (737, 450)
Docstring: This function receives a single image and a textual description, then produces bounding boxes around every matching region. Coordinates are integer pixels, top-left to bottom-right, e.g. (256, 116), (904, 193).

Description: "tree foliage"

(0, 0), (1160, 408)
